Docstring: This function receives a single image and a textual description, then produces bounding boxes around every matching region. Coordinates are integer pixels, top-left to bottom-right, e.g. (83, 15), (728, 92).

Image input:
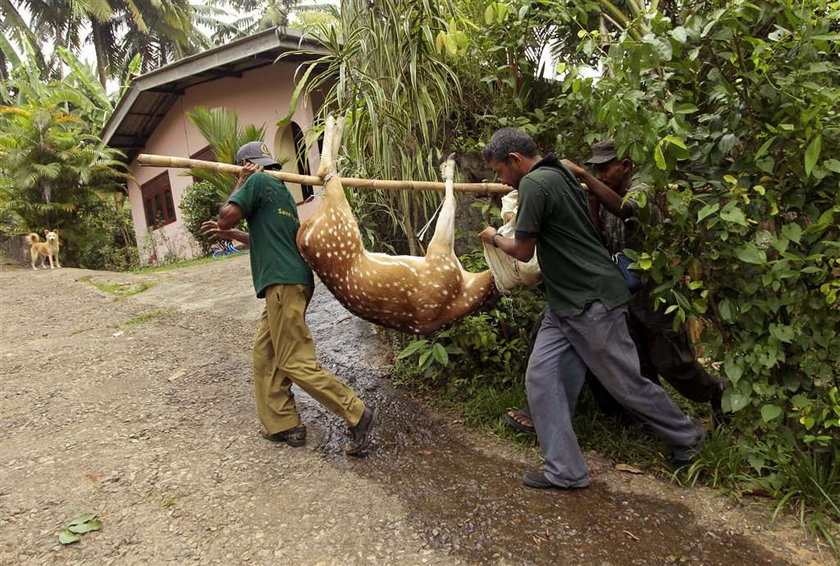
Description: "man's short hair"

(482, 128), (539, 162)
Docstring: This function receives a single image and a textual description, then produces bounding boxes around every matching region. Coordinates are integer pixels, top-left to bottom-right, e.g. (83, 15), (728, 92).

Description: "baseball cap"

(235, 141), (278, 167)
(584, 140), (618, 165)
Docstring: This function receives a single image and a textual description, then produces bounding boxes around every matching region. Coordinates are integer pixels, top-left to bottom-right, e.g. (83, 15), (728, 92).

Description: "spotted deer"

(296, 116), (496, 334)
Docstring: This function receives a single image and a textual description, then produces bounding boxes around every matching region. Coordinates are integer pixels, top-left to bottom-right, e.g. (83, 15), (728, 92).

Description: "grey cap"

(584, 140), (618, 165)
(235, 141), (278, 167)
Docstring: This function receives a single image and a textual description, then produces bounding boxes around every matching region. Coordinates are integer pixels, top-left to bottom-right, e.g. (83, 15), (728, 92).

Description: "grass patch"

(159, 495), (178, 508)
(88, 280), (156, 298)
(130, 253), (242, 274)
(124, 308), (176, 326)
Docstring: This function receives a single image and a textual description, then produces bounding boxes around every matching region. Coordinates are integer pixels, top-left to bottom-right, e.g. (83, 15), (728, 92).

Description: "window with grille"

(141, 172), (176, 229)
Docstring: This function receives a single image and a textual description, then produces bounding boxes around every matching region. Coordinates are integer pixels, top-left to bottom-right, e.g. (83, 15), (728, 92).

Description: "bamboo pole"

(136, 154), (513, 195)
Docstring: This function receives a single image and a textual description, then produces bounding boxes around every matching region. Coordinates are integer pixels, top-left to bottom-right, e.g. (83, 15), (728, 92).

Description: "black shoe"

(262, 425), (307, 447)
(522, 471), (588, 490)
(345, 406), (378, 457)
(710, 389), (729, 427)
(670, 443), (699, 465)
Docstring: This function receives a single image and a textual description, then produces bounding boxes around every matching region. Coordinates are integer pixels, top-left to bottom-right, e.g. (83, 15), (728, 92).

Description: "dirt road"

(0, 257), (828, 565)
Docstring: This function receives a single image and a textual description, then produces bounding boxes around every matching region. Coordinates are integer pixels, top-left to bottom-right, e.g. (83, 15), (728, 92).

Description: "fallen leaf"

(615, 463), (644, 475)
(67, 514), (97, 526)
(84, 473), (104, 483)
(168, 369), (186, 382)
(59, 529), (81, 545)
(417, 450), (432, 456)
(623, 530), (640, 541)
(68, 519), (102, 534)
(112, 331), (124, 338)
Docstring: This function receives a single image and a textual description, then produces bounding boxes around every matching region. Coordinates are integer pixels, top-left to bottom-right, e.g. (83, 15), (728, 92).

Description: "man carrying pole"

(201, 141), (377, 456)
(478, 128), (703, 489)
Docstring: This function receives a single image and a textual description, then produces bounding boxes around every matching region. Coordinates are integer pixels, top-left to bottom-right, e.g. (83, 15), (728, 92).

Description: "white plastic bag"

(482, 190), (542, 292)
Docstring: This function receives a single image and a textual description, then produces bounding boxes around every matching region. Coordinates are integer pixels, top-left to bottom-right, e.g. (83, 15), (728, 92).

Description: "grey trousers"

(527, 301), (703, 487)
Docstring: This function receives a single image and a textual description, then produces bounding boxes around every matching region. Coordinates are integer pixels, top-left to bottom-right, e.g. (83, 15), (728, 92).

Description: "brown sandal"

(504, 409), (535, 434)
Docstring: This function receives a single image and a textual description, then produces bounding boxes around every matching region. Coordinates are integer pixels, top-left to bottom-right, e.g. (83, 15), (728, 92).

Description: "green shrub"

(179, 181), (224, 255)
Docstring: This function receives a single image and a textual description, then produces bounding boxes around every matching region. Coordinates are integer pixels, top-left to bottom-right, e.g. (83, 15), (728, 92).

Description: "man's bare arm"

(217, 162), (261, 230)
(200, 221), (249, 247)
(478, 227), (537, 262)
(562, 159), (634, 219)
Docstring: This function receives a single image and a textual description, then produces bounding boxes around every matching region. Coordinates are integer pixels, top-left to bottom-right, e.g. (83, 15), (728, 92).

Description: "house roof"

(102, 27), (327, 163)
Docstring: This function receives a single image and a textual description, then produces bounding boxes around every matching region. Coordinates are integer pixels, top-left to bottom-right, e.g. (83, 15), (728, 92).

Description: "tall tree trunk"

(91, 22), (108, 86)
(0, 49), (7, 82)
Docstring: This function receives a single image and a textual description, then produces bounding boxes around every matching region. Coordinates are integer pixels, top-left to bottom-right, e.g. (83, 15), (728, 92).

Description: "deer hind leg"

(316, 115), (345, 178)
(425, 154), (457, 258)
(331, 116), (344, 164)
(316, 115), (335, 178)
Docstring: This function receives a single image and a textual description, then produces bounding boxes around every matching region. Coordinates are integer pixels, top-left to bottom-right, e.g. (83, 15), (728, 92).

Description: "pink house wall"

(127, 62), (322, 261)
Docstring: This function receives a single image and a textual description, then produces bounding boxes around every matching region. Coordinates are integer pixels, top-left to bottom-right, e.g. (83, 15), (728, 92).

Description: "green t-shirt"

(515, 154), (630, 317)
(228, 172), (314, 298)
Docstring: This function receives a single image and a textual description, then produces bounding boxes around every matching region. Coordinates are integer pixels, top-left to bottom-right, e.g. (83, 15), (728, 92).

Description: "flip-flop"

(504, 411), (536, 434)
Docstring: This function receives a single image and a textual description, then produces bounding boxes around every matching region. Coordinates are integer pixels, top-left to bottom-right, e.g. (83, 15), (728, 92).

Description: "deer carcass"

(296, 116), (495, 334)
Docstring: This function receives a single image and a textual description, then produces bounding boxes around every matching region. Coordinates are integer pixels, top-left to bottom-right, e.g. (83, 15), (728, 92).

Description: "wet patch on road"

(303, 286), (789, 566)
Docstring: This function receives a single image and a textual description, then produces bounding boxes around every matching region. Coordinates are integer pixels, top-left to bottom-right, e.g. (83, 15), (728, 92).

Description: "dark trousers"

(521, 291), (722, 421)
(586, 288), (721, 416)
(527, 303), (702, 485)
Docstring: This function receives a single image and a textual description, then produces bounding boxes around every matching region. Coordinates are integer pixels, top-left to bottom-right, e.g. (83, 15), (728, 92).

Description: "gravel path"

(0, 257), (829, 565)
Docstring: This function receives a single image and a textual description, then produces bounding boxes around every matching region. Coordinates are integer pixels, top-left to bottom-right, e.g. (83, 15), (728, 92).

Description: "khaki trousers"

(253, 284), (365, 434)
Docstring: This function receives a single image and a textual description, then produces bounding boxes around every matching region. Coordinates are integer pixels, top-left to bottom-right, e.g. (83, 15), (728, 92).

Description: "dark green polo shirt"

(228, 172), (314, 298)
(515, 154), (630, 317)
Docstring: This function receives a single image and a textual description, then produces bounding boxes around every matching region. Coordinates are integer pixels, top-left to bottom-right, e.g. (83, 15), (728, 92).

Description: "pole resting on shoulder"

(135, 153), (513, 195)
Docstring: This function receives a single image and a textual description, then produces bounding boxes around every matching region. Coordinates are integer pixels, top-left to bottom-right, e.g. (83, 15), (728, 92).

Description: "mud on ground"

(0, 257), (832, 565)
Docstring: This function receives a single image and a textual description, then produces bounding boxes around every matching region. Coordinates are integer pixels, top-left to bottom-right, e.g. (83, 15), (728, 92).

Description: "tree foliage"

(178, 106), (264, 251)
(284, 0), (467, 255)
(0, 60), (129, 266)
(567, 0), (840, 452)
(392, 0), (839, 530)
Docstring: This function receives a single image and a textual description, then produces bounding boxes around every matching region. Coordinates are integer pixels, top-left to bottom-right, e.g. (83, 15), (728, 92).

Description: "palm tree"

(0, 0), (63, 78)
(4, 0), (204, 86)
(206, 0), (332, 43)
(0, 75), (126, 233)
(89, 0), (208, 84)
(185, 106), (266, 200)
(281, 0), (462, 255)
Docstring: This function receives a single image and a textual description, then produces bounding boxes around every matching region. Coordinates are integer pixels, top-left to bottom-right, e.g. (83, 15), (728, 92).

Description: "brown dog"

(27, 230), (61, 270)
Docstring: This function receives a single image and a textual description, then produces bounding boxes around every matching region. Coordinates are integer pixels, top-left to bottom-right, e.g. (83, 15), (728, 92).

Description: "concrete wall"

(0, 234), (30, 267)
(127, 62), (322, 262)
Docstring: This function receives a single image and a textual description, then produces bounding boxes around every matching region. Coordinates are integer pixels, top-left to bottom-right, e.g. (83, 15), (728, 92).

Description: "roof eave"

(102, 27), (327, 149)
